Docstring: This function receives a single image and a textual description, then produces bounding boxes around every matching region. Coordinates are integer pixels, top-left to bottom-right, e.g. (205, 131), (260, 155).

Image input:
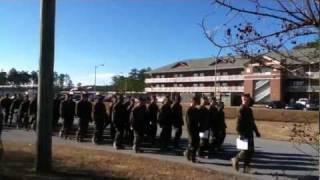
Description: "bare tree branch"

(312, 0), (320, 18)
(277, 0), (309, 23)
(305, 0), (319, 25)
(215, 0), (301, 25)
(289, 0), (315, 22)
(201, 0), (320, 84)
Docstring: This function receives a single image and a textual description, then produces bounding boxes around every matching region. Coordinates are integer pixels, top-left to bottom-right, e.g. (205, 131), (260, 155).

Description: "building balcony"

(286, 72), (320, 79)
(145, 75), (244, 84)
(286, 86), (320, 92)
(145, 86), (244, 93)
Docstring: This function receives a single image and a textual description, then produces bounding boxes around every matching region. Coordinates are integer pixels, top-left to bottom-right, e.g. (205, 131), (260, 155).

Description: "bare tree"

(201, 0), (319, 71)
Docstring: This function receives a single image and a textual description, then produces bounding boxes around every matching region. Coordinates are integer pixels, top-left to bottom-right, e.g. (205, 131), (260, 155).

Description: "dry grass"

(0, 141), (249, 180)
(221, 106), (318, 123)
(225, 119), (318, 141)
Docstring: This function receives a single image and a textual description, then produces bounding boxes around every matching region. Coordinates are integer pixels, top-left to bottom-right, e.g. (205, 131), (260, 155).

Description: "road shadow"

(198, 143), (318, 179)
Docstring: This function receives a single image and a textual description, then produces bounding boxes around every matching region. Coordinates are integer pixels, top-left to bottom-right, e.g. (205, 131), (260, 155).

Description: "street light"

(213, 48), (222, 100)
(94, 64), (104, 92)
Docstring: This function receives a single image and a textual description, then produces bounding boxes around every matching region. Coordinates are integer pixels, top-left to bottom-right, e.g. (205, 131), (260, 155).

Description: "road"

(1, 126), (318, 180)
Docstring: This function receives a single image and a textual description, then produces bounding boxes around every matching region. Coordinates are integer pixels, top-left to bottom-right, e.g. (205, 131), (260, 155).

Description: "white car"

(296, 98), (308, 106)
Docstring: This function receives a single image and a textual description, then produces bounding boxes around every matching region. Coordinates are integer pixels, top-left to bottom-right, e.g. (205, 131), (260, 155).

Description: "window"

(161, 84), (165, 87)
(156, 75), (160, 78)
(174, 74), (178, 77)
(223, 72), (228, 75)
(199, 83), (204, 87)
(179, 84), (183, 87)
(171, 62), (189, 68)
(292, 81), (304, 86)
(200, 73), (205, 76)
(216, 72), (220, 76)
(161, 75), (165, 78)
(193, 83), (198, 87)
(179, 74), (183, 77)
(173, 83), (178, 87)
(193, 73), (198, 77)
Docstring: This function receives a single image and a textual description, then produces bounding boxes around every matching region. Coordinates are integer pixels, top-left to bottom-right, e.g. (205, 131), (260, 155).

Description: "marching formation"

(0, 92), (260, 173)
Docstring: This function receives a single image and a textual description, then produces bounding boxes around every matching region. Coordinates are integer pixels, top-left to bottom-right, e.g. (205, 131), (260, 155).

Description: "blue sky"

(0, 0), (316, 85)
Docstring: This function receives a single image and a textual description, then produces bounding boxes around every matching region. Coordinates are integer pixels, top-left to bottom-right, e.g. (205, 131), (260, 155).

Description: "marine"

(112, 95), (126, 149)
(171, 95), (183, 148)
(231, 93), (260, 173)
(19, 95), (30, 129)
(147, 95), (159, 144)
(92, 95), (109, 144)
(185, 96), (201, 163)
(0, 93), (12, 125)
(76, 93), (92, 142)
(59, 94), (76, 139)
(158, 97), (172, 151)
(130, 97), (148, 153)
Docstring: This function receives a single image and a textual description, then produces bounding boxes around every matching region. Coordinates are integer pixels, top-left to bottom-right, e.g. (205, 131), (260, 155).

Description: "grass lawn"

(0, 140), (249, 180)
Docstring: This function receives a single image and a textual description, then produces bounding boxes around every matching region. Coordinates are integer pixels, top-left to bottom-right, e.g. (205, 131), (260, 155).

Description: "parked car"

(265, 101), (285, 109)
(285, 103), (305, 110)
(305, 100), (319, 111)
(296, 98), (309, 106)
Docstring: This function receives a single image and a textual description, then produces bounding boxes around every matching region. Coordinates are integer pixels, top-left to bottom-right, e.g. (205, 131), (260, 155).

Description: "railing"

(0, 84), (38, 88)
(250, 72), (272, 76)
(145, 75), (244, 83)
(145, 86), (244, 93)
(286, 72), (320, 79)
(287, 86), (320, 92)
(254, 87), (271, 102)
(255, 80), (269, 90)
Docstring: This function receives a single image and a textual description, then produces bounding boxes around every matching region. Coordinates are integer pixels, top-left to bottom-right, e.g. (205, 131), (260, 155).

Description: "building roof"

(147, 48), (319, 74)
(266, 48), (320, 65)
(148, 57), (249, 74)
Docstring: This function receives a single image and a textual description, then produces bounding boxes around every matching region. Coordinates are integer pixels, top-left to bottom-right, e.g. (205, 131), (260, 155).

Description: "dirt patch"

(0, 141), (250, 180)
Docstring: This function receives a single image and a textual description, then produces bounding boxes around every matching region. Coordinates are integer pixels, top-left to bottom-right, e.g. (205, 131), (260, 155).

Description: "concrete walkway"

(1, 127), (318, 180)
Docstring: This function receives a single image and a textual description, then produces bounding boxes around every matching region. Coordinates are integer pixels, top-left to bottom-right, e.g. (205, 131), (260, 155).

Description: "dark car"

(265, 101), (285, 109)
(285, 103), (305, 110)
(305, 100), (319, 111)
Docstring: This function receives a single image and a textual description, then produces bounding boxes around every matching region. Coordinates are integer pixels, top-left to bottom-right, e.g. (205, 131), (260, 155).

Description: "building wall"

(270, 79), (282, 101)
(244, 80), (254, 97)
(150, 68), (243, 78)
(146, 62), (319, 103)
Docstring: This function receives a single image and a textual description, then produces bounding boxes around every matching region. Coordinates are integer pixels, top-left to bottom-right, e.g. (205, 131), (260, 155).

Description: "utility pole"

(36, 0), (55, 172)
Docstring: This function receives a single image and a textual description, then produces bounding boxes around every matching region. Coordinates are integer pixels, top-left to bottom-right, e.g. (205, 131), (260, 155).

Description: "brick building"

(145, 48), (319, 105)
